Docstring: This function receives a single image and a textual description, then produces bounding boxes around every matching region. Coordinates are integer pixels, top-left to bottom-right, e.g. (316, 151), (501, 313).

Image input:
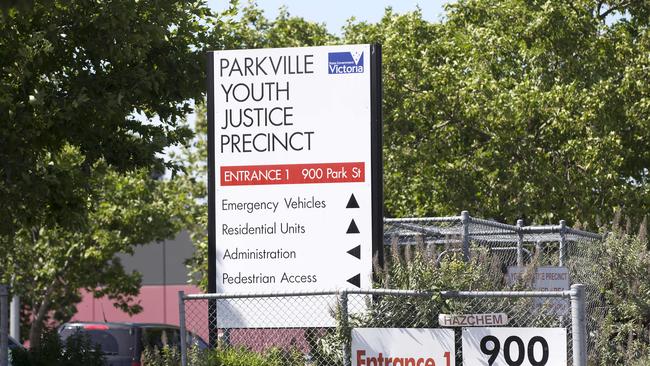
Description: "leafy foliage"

(184, 0), (650, 290)
(141, 345), (182, 366)
(0, 0), (212, 236)
(308, 245), (502, 365)
(140, 344), (304, 366)
(0, 0), (232, 347)
(11, 330), (105, 366)
(343, 1), (650, 227)
(596, 218), (650, 364)
(10, 145), (196, 346)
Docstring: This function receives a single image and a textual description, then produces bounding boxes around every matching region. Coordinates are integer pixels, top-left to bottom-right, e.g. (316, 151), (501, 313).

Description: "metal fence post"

(10, 295), (19, 341)
(461, 211), (470, 261)
(179, 291), (188, 366)
(516, 219), (524, 266)
(570, 284), (587, 366)
(559, 220), (567, 266)
(340, 290), (351, 366)
(0, 285), (8, 366)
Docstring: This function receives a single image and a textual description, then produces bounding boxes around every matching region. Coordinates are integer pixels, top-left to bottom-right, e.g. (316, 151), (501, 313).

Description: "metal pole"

(516, 219), (524, 266)
(340, 291), (351, 366)
(179, 291), (188, 366)
(560, 220), (566, 267)
(0, 285), (8, 366)
(208, 298), (219, 348)
(570, 284), (587, 366)
(9, 296), (18, 341)
(461, 211), (470, 261)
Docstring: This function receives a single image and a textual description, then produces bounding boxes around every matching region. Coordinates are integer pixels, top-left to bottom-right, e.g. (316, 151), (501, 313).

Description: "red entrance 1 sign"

(221, 162), (365, 186)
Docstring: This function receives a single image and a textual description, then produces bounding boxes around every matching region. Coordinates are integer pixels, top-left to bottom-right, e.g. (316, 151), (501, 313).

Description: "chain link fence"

(179, 286), (587, 366)
(384, 212), (604, 359)
(383, 213), (602, 271)
(179, 213), (602, 365)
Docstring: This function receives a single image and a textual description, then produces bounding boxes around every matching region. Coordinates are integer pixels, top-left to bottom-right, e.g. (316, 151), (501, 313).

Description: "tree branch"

(597, 0), (605, 18)
(599, 1), (631, 20)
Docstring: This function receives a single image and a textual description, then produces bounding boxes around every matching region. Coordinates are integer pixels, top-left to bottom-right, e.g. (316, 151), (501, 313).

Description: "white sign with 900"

(462, 328), (567, 366)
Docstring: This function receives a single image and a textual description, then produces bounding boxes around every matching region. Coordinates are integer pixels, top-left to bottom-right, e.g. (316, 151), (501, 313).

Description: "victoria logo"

(328, 51), (364, 74)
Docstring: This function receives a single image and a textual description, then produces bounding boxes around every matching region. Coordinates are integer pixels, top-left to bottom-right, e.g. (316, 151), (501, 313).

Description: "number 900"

(480, 335), (549, 366)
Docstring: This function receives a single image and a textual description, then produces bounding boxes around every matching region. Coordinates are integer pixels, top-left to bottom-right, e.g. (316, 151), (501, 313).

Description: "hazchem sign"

(207, 45), (382, 327)
(439, 313), (509, 327)
(351, 328), (455, 366)
(462, 327), (567, 366)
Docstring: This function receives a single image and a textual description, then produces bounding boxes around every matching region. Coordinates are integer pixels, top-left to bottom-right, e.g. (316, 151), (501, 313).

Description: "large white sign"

(208, 45), (380, 327)
(462, 327), (567, 366)
(352, 328), (455, 366)
(506, 266), (570, 315)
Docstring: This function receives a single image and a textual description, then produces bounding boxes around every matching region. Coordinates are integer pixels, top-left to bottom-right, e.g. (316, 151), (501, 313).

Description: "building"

(72, 231), (202, 325)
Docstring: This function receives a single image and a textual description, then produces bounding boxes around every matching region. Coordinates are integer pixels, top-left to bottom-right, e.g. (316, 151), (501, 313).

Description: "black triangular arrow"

(347, 245), (361, 259)
(347, 274), (361, 288)
(346, 219), (360, 234)
(346, 194), (360, 208)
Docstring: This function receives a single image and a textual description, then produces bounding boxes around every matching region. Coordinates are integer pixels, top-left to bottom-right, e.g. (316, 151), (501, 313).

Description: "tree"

(343, 1), (650, 227)
(184, 0), (650, 287)
(10, 145), (197, 346)
(0, 0), (215, 236)
(0, 0), (234, 345)
(594, 216), (650, 364)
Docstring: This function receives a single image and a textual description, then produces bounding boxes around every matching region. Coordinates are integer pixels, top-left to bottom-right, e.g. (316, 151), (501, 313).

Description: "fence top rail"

(182, 287), (584, 300)
(441, 289), (573, 299)
(182, 288), (435, 300)
(384, 217), (462, 223)
(566, 227), (602, 240)
(385, 216), (601, 241)
(468, 217), (520, 231)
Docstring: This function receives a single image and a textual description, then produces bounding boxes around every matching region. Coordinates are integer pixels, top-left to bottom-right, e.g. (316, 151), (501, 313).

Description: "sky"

(206, 0), (450, 34)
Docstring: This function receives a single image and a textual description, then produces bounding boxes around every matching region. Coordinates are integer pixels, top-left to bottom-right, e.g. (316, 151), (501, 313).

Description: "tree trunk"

(28, 281), (56, 349)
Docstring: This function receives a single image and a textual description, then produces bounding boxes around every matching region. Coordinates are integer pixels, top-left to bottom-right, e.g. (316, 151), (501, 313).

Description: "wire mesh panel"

(384, 214), (604, 361)
(183, 294), (344, 365)
(383, 217), (465, 261)
(181, 288), (584, 366)
(181, 214), (600, 365)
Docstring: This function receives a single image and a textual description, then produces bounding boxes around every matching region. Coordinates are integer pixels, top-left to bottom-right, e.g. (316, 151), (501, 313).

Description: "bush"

(595, 219), (650, 364)
(140, 345), (305, 366)
(11, 331), (104, 366)
(306, 242), (504, 365)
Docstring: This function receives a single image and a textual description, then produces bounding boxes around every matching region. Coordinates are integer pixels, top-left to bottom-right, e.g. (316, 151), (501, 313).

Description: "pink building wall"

(70, 234), (311, 351)
(72, 285), (203, 325)
(72, 231), (205, 329)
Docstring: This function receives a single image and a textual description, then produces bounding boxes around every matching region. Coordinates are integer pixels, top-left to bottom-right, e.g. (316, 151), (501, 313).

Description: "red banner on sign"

(220, 162), (365, 186)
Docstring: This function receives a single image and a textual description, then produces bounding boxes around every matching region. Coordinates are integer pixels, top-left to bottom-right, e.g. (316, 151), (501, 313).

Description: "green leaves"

(1, 0), (216, 237)
(344, 1), (650, 227)
(597, 223), (650, 364)
(0, 0), (232, 343)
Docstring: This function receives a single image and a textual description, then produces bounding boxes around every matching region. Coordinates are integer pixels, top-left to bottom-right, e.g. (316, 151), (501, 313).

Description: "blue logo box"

(328, 51), (364, 74)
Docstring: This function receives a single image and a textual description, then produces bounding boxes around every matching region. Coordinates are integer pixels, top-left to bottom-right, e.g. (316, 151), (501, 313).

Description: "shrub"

(140, 345), (305, 366)
(595, 219), (650, 364)
(11, 330), (104, 366)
